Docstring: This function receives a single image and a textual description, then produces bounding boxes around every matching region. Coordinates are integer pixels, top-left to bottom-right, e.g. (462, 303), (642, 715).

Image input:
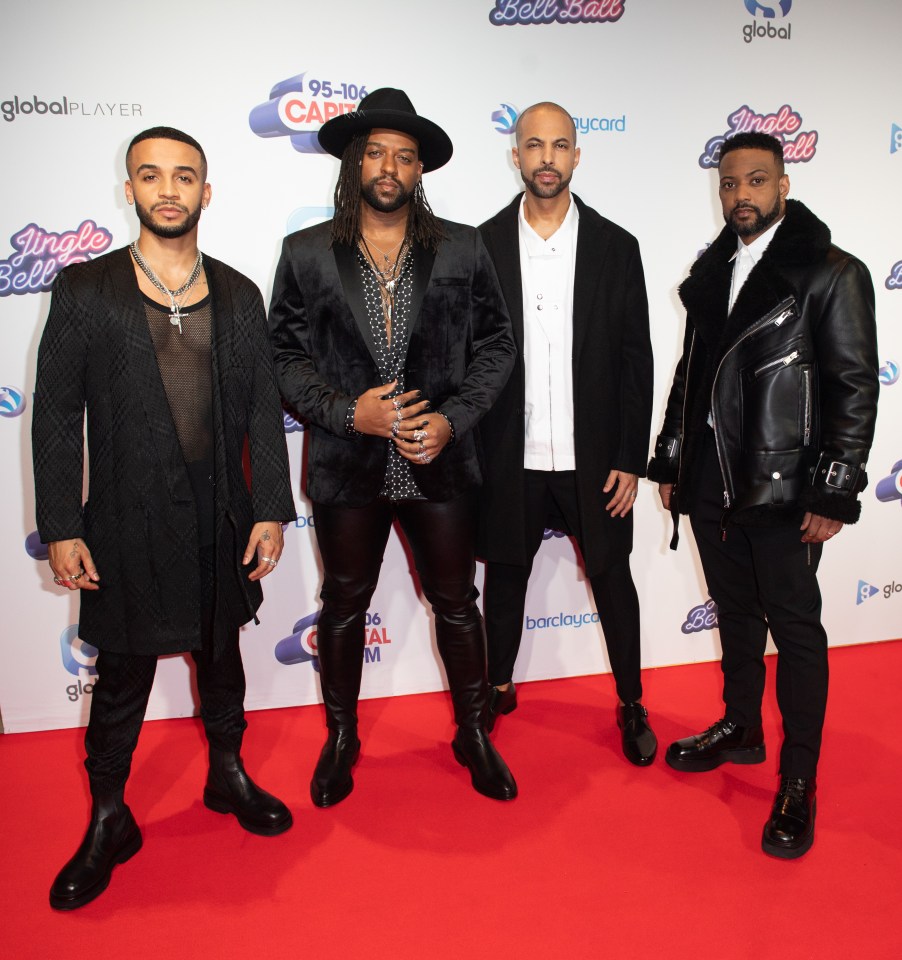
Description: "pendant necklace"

(360, 237), (407, 342)
(130, 241), (203, 334)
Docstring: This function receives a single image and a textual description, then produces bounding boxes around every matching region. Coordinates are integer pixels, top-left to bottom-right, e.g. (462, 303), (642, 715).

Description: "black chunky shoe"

(452, 727), (518, 800)
(310, 728), (361, 808)
(617, 701), (658, 766)
(665, 718), (765, 772)
(762, 777), (817, 859)
(204, 749), (293, 836)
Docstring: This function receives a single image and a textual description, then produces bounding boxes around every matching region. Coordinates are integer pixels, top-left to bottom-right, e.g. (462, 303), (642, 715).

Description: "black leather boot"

(762, 776), (817, 859)
(486, 682), (518, 733)
(311, 608), (366, 807)
(203, 748), (293, 836)
(665, 718), (765, 772)
(49, 790), (142, 911)
(437, 611), (517, 801)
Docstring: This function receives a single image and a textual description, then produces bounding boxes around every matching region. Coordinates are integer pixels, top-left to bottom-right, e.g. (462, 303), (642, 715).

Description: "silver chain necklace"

(130, 241), (203, 334)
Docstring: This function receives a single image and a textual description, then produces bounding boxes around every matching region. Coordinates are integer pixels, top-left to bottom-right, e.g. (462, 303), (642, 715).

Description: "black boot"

(486, 682), (518, 733)
(49, 790), (142, 911)
(203, 748), (292, 836)
(762, 776), (817, 859)
(311, 728), (361, 807)
(437, 610), (517, 801)
(311, 608), (367, 807)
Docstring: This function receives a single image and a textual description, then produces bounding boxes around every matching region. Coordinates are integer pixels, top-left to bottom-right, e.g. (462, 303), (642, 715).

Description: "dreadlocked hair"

(329, 131), (446, 253)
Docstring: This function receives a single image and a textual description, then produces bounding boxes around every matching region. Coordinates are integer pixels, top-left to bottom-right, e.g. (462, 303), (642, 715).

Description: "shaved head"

(515, 102), (577, 148)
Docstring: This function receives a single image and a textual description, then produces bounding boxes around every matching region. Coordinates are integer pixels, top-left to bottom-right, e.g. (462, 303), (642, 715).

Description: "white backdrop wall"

(2, 0), (900, 733)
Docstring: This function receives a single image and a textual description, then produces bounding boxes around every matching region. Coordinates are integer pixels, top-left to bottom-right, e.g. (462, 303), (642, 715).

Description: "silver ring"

(53, 577), (66, 586)
(417, 451), (431, 463)
(629, 491), (637, 498)
(394, 409), (403, 422)
(261, 556), (277, 566)
(413, 429), (427, 442)
(70, 572), (84, 583)
(392, 398), (403, 411)
(391, 420), (400, 437)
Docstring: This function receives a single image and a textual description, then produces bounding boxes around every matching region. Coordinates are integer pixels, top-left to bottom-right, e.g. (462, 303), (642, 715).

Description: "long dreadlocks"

(329, 131), (446, 253)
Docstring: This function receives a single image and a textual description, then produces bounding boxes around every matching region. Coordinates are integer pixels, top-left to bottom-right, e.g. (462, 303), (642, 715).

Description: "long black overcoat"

(32, 247), (296, 656)
(476, 194), (653, 577)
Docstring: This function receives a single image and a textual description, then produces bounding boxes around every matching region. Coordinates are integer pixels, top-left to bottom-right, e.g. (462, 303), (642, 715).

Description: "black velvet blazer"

(268, 219), (515, 506)
(32, 247), (296, 655)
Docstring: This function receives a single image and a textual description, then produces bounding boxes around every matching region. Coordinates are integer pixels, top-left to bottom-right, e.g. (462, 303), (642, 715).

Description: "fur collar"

(678, 199), (832, 356)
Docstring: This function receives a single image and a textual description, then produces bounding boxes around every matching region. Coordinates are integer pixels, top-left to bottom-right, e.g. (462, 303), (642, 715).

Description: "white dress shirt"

(518, 195), (580, 471)
(728, 214), (783, 312)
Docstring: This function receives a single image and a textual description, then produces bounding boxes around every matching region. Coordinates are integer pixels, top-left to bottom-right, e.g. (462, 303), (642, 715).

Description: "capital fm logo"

(681, 599), (719, 634)
(275, 611), (391, 668)
(248, 73), (367, 154)
(879, 360), (900, 386)
(24, 531), (48, 559)
(0, 385), (26, 418)
(891, 123), (902, 155)
(699, 105), (817, 169)
(876, 459), (902, 508)
(0, 220), (112, 296)
(885, 261), (902, 290)
(488, 0), (625, 27)
(60, 624), (99, 702)
(492, 103), (518, 135)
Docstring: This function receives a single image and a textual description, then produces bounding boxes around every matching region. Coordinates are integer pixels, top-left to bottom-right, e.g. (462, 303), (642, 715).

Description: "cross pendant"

(169, 308), (183, 334)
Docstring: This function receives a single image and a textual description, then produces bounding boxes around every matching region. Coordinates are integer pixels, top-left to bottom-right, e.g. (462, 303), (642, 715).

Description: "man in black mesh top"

(33, 127), (297, 910)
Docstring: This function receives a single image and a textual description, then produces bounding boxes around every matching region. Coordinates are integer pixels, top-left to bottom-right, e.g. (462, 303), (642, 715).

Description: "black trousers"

(690, 431), (828, 779)
(484, 470), (643, 704)
(83, 547), (247, 796)
(311, 492), (487, 730)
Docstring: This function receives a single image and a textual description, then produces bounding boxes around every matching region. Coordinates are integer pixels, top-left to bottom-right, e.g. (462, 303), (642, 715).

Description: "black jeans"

(84, 546), (247, 795)
(311, 492), (488, 730)
(484, 469), (642, 703)
(690, 431), (828, 778)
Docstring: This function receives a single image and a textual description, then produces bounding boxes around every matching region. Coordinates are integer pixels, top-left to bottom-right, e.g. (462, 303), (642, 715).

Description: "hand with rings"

(48, 539), (100, 591)
(603, 469), (640, 518)
(351, 380), (430, 438)
(244, 521), (285, 581)
(800, 512), (844, 544)
(394, 411), (451, 466)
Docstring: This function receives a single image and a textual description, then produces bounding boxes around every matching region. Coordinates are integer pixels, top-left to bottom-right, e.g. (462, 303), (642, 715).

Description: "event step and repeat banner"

(2, 1), (899, 732)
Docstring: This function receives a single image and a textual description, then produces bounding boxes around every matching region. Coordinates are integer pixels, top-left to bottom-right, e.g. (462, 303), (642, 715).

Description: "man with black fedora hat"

(269, 88), (518, 804)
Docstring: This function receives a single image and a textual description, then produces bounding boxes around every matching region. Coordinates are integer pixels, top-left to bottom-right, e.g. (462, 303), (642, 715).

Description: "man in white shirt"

(478, 102), (657, 767)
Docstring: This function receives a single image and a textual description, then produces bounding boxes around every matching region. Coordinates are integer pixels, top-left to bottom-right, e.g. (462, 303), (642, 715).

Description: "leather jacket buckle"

(655, 435), (681, 459)
(820, 459), (860, 492)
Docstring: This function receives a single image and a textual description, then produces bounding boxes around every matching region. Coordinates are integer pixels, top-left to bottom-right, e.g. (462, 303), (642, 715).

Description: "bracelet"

(437, 411), (455, 446)
(345, 399), (362, 436)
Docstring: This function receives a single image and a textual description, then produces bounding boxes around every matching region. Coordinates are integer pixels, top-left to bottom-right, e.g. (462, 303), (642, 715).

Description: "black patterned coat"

(32, 247), (296, 656)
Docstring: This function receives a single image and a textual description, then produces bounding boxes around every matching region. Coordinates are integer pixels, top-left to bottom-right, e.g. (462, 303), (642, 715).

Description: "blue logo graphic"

(857, 580), (879, 605)
(249, 74), (366, 154)
(0, 385), (26, 417)
(876, 460), (902, 507)
(744, 0), (791, 16)
(274, 612), (320, 667)
(60, 624), (99, 677)
(681, 599), (719, 634)
(283, 410), (306, 434)
(542, 527), (567, 541)
(891, 123), (902, 154)
(492, 103), (518, 135)
(887, 261), (902, 290)
(879, 361), (900, 386)
(286, 206), (333, 235)
(24, 531), (48, 560)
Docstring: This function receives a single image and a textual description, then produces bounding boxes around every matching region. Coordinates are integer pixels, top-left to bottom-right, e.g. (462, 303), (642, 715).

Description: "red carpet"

(4, 640), (901, 960)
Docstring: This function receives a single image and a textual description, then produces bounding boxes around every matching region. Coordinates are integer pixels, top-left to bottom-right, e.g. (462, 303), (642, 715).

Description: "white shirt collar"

(730, 213), (784, 264)
(518, 194), (579, 254)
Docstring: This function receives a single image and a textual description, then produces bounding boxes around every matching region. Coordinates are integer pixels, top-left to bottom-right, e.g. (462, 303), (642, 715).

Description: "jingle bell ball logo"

(876, 459), (902, 508)
(742, 1), (793, 43)
(0, 220), (112, 296)
(886, 261), (902, 291)
(698, 104), (818, 169)
(879, 360), (900, 387)
(274, 611), (391, 668)
(249, 73), (368, 154)
(283, 409), (306, 434)
(681, 599), (719, 635)
(0, 385), (26, 418)
(488, 0), (625, 27)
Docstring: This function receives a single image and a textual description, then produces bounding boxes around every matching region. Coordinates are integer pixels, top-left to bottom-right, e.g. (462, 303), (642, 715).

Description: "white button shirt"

(519, 195), (580, 471)
(728, 214), (783, 312)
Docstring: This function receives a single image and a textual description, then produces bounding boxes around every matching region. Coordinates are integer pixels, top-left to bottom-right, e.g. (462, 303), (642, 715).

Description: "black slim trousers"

(690, 431), (828, 779)
(484, 469), (643, 704)
(311, 492), (488, 731)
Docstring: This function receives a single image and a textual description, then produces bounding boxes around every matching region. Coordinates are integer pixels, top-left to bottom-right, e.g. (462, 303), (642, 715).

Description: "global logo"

(699, 104), (817, 169)
(744, 1), (791, 17)
(856, 580), (879, 605)
(492, 103), (518, 135)
(879, 360), (900, 386)
(24, 530), (48, 560)
(681, 599), (719, 634)
(876, 459), (902, 507)
(60, 624), (98, 677)
(885, 261), (902, 290)
(248, 74), (366, 155)
(274, 611), (390, 667)
(0, 385), (26, 418)
(891, 123), (901, 155)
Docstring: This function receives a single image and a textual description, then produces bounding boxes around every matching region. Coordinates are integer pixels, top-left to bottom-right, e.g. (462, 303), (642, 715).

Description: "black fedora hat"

(317, 87), (453, 173)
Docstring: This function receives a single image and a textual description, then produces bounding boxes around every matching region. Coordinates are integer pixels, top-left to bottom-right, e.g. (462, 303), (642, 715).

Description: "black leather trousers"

(311, 492), (488, 731)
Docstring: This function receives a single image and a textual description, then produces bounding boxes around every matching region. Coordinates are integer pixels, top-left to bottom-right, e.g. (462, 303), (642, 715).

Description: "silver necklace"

(361, 234), (404, 266)
(130, 242), (203, 334)
(360, 237), (407, 294)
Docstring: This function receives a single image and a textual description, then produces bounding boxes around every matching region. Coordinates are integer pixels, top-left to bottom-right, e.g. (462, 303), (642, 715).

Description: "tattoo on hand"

(261, 531), (271, 542)
(69, 542), (81, 559)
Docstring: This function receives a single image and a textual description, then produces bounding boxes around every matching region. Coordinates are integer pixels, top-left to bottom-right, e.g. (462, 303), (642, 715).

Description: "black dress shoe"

(452, 727), (518, 800)
(617, 702), (658, 766)
(310, 728), (361, 808)
(486, 683), (518, 733)
(49, 793), (142, 911)
(762, 777), (817, 859)
(665, 718), (765, 772)
(204, 749), (293, 836)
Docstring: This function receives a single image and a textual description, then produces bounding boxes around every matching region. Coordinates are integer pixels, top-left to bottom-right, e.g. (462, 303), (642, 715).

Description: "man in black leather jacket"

(647, 132), (878, 859)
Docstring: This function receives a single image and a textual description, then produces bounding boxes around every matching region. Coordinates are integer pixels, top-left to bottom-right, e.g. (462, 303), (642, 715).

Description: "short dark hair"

(719, 132), (784, 170)
(126, 126), (207, 179)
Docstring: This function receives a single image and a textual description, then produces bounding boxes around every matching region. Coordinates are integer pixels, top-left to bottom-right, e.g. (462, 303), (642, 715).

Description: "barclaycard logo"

(24, 531), (48, 560)
(492, 103), (518, 135)
(286, 206), (333, 235)
(0, 385), (26, 417)
(879, 360), (900, 386)
(681, 599), (719, 634)
(744, 0), (791, 17)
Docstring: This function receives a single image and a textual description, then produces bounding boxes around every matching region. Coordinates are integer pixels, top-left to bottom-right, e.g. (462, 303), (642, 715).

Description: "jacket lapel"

(332, 241), (379, 362)
(484, 196), (525, 354)
(406, 241), (436, 342)
(571, 195), (612, 363)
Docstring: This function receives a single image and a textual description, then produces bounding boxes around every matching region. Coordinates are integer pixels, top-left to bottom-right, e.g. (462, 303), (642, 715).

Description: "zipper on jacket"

(802, 368), (812, 446)
(753, 349), (800, 378)
(677, 331), (696, 493)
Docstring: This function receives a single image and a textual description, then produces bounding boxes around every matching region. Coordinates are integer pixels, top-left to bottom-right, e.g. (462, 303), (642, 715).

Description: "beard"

(727, 193), (782, 238)
(134, 199), (203, 239)
(521, 165), (572, 200)
(361, 176), (414, 213)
